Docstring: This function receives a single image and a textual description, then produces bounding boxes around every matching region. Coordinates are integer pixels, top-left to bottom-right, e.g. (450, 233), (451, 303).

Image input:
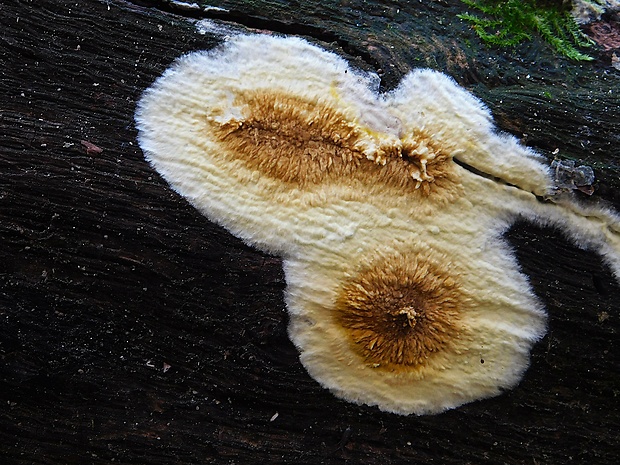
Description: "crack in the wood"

(123, 0), (383, 84)
(454, 157), (557, 204)
(454, 157), (618, 235)
(452, 157), (526, 192)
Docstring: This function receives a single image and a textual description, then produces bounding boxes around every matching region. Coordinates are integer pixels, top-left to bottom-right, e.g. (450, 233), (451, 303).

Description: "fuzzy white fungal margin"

(136, 33), (620, 415)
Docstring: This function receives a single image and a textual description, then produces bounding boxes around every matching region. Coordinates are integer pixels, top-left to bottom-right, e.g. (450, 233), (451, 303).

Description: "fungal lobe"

(335, 254), (465, 372)
(211, 90), (459, 197)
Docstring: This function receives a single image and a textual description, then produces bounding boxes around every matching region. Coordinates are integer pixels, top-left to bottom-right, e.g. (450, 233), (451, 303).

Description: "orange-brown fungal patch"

(375, 133), (460, 197)
(211, 90), (459, 197)
(213, 90), (365, 184)
(335, 254), (464, 369)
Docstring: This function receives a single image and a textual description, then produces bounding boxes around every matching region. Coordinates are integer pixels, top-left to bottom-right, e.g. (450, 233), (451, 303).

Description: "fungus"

(136, 34), (620, 415)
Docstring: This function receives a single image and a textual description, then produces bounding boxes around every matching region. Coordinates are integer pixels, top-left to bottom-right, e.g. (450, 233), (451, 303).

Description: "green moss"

(458, 0), (594, 61)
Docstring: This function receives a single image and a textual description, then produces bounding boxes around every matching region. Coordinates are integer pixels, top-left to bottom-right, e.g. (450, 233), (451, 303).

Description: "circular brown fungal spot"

(210, 90), (459, 198)
(335, 254), (463, 369)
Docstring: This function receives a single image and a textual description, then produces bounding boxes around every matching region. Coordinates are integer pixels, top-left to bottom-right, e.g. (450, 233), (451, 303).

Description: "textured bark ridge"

(1, 1), (619, 464)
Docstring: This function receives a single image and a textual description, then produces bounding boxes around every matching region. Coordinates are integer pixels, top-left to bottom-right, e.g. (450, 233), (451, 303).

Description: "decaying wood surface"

(1, 1), (619, 463)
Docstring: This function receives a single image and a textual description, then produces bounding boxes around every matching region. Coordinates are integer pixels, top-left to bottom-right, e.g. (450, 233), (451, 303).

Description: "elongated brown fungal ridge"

(211, 90), (458, 196)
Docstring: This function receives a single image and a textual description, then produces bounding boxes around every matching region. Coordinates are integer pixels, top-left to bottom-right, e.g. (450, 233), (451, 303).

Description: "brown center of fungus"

(335, 255), (463, 369)
(396, 306), (419, 327)
(210, 90), (457, 196)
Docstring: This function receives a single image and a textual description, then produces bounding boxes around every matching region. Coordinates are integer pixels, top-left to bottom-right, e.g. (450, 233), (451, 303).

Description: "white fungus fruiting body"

(136, 33), (620, 415)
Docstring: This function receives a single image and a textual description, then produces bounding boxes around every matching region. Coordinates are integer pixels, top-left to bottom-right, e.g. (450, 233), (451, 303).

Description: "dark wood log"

(1, 1), (618, 463)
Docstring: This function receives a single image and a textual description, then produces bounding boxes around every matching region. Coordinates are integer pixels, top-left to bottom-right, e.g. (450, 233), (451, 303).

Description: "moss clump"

(458, 0), (594, 60)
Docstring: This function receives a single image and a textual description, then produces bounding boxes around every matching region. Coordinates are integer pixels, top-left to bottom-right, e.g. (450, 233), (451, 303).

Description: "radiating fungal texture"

(136, 33), (620, 415)
(336, 253), (464, 369)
